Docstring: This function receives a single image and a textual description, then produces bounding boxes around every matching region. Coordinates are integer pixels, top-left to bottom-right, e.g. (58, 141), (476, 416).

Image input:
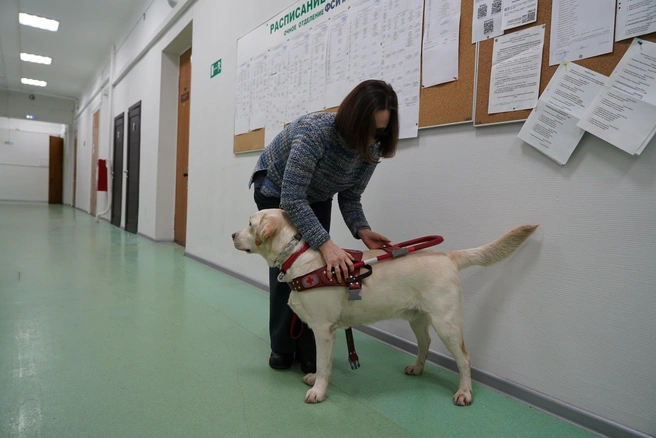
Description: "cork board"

(419, 0), (476, 128)
(474, 0), (656, 126)
(234, 0), (478, 153)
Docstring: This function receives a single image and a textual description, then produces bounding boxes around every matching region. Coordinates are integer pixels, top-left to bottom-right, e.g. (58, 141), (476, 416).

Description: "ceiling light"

(19, 12), (59, 32)
(20, 53), (52, 65)
(21, 78), (47, 87)
(26, 115), (37, 120)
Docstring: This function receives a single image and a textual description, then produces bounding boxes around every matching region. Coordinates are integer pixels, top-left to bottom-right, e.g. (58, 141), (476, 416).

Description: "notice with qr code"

(488, 24), (546, 114)
(472, 0), (504, 43)
(502, 0), (538, 31)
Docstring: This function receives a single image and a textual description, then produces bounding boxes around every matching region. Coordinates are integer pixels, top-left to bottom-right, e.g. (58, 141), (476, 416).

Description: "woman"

(250, 79), (399, 373)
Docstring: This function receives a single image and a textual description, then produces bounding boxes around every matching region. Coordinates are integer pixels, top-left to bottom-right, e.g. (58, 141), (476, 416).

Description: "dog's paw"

(404, 364), (424, 375)
(453, 389), (473, 406)
(305, 387), (326, 404)
(302, 373), (316, 386)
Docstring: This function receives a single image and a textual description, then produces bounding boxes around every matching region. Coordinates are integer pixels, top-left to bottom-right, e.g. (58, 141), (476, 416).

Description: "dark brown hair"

(335, 80), (399, 164)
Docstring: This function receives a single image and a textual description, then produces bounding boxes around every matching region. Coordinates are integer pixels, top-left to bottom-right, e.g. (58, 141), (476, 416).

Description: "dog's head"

(232, 209), (298, 265)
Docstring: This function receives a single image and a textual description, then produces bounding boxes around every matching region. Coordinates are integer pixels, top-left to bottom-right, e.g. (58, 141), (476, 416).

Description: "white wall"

(72, 0), (656, 435)
(0, 117), (66, 202)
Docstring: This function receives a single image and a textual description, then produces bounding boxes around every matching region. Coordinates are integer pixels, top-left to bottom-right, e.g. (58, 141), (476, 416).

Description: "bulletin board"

(234, 0), (477, 153)
(474, 0), (656, 126)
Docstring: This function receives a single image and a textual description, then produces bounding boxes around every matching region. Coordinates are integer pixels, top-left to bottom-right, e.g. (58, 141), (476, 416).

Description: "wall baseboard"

(137, 231), (173, 243)
(181, 251), (653, 438)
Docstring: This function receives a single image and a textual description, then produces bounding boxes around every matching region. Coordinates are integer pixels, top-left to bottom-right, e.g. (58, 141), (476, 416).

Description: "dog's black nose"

(231, 232), (236, 239)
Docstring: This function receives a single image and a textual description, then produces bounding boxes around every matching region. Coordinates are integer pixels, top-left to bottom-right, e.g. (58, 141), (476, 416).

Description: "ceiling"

(0, 0), (153, 121)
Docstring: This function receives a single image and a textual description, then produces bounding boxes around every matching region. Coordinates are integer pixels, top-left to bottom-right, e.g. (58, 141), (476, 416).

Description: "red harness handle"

(351, 235), (444, 270)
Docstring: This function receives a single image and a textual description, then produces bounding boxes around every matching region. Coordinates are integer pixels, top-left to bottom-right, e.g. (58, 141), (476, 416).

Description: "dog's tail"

(448, 225), (539, 271)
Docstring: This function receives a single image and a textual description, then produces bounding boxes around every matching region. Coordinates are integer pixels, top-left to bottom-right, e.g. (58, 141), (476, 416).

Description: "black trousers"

(252, 171), (332, 356)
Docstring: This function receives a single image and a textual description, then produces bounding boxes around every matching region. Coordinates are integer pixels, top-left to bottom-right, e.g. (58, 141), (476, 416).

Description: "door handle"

(124, 170), (128, 175)
(183, 173), (188, 177)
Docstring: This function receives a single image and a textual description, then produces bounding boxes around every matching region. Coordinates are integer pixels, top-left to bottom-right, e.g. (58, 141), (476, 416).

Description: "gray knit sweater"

(250, 112), (380, 249)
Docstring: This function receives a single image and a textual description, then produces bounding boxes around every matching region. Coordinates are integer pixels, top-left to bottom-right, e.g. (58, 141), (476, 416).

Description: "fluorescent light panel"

(21, 78), (47, 87)
(26, 115), (37, 120)
(20, 53), (52, 65)
(19, 12), (59, 32)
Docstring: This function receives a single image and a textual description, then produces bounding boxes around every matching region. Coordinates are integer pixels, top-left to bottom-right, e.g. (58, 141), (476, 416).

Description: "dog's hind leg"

(431, 316), (472, 406)
(304, 323), (336, 404)
(404, 313), (431, 376)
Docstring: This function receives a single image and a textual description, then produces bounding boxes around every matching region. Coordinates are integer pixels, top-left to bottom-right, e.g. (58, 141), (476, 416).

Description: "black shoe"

(299, 360), (316, 374)
(269, 352), (294, 370)
(296, 351), (316, 374)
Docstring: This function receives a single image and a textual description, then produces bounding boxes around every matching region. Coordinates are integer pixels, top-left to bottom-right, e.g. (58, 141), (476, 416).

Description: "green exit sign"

(210, 59), (222, 78)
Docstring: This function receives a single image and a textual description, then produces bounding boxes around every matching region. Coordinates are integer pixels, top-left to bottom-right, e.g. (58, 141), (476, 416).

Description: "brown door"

(48, 136), (64, 204)
(90, 109), (100, 215)
(73, 134), (78, 207)
(174, 48), (192, 246)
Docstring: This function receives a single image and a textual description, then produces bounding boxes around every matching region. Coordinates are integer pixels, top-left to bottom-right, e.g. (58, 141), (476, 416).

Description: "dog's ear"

(255, 216), (277, 246)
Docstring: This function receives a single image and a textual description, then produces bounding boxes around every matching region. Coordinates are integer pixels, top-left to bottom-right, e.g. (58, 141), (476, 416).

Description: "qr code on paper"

(526, 9), (536, 21)
(477, 4), (488, 19)
(491, 0), (502, 14)
(483, 18), (494, 34)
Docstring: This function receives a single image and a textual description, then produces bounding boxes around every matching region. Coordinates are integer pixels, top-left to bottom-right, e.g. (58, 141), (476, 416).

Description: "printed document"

(423, 0), (461, 88)
(518, 62), (606, 164)
(549, 0), (615, 66)
(615, 0), (656, 42)
(488, 25), (546, 114)
(473, 0), (504, 43)
(502, 0), (538, 30)
(577, 38), (656, 155)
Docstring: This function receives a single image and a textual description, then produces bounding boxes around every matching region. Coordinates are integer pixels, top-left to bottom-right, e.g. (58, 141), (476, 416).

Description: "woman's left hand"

(358, 229), (391, 250)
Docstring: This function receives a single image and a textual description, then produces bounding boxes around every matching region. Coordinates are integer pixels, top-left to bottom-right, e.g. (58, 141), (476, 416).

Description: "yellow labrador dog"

(232, 209), (537, 405)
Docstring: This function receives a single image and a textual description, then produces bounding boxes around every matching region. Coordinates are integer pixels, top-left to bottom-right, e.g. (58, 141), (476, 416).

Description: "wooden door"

(48, 136), (64, 204)
(90, 109), (100, 215)
(174, 48), (192, 246)
(125, 102), (141, 234)
(111, 114), (125, 227)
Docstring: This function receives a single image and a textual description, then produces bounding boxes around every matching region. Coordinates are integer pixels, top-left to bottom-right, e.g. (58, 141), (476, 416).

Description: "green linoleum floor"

(0, 202), (596, 437)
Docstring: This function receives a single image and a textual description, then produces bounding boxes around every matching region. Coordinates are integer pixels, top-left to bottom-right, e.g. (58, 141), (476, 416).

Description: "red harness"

(280, 235), (445, 370)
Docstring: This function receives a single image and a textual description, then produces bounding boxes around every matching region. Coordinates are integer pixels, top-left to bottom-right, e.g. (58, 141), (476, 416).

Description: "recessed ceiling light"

(20, 53), (52, 65)
(21, 78), (47, 87)
(26, 115), (37, 120)
(19, 12), (59, 32)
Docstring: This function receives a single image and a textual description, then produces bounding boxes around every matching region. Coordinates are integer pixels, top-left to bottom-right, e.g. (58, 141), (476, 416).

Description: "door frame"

(90, 109), (100, 215)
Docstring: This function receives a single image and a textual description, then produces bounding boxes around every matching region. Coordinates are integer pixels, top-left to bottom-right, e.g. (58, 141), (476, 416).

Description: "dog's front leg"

(303, 323), (336, 404)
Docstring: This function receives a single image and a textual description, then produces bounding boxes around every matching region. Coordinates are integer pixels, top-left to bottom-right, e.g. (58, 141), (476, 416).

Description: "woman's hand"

(319, 239), (354, 283)
(358, 229), (391, 250)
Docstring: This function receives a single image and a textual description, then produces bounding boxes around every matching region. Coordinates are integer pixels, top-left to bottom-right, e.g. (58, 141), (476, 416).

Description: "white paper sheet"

(234, 61), (251, 135)
(577, 38), (656, 155)
(249, 52), (269, 131)
(381, 0), (424, 139)
(472, 0), (504, 43)
(549, 0), (615, 66)
(307, 23), (329, 113)
(502, 0), (538, 30)
(488, 25), (546, 114)
(325, 11), (351, 108)
(264, 43), (289, 146)
(348, 0), (384, 88)
(518, 62), (607, 164)
(286, 32), (312, 123)
(422, 0), (461, 88)
(615, 0), (656, 42)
